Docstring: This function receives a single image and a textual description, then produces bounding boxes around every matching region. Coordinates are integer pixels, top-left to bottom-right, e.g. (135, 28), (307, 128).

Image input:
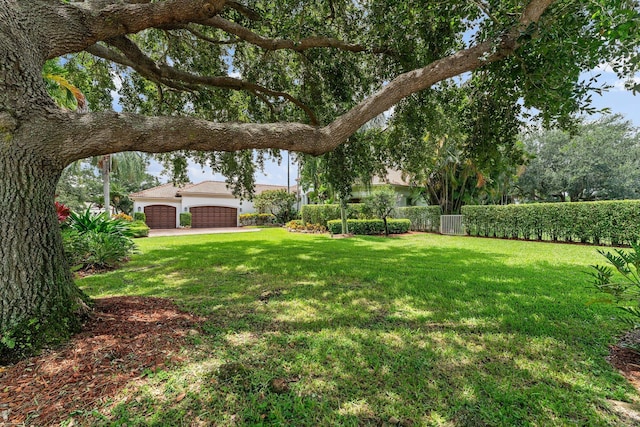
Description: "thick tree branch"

(51, 0), (554, 163)
(225, 1), (262, 21)
(88, 37), (319, 124)
(50, 112), (330, 164)
(325, 0), (555, 142)
(39, 0), (227, 59)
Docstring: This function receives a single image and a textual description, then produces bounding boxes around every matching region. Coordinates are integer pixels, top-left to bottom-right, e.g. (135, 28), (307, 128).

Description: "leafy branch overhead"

(26, 0), (640, 164)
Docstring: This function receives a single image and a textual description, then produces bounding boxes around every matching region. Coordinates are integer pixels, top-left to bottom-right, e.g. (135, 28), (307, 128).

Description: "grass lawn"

(78, 228), (638, 426)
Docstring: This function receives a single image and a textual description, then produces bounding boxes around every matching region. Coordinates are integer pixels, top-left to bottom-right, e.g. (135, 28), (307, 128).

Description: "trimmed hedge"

(392, 206), (441, 232)
(301, 203), (368, 226)
(462, 200), (640, 246)
(180, 212), (192, 227)
(133, 212), (146, 222)
(327, 219), (411, 235)
(239, 213), (276, 226)
(129, 220), (150, 238)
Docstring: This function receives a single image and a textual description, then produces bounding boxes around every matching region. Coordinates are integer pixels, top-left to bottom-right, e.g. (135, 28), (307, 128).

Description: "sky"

(139, 67), (638, 188)
(583, 64), (639, 126)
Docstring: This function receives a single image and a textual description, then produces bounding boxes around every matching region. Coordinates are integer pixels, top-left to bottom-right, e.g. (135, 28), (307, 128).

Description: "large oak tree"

(0, 0), (637, 360)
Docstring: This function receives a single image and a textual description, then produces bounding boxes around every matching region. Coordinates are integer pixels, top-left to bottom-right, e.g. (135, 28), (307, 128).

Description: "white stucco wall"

(132, 195), (260, 228)
(180, 195), (257, 213)
(132, 198), (182, 228)
(349, 186), (427, 207)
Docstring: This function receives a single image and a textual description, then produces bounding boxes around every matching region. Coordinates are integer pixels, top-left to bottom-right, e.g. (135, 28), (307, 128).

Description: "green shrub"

(239, 213), (276, 226)
(301, 203), (368, 227)
(393, 206), (441, 232)
(364, 186), (399, 236)
(462, 200), (640, 245)
(62, 229), (136, 270)
(180, 212), (192, 227)
(133, 212), (146, 222)
(327, 219), (411, 235)
(64, 208), (137, 269)
(129, 220), (150, 237)
(387, 219), (412, 234)
(253, 189), (297, 223)
(286, 219), (326, 233)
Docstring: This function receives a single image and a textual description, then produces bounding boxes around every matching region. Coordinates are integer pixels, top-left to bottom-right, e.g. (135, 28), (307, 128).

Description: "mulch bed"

(0, 297), (203, 426)
(608, 329), (640, 391)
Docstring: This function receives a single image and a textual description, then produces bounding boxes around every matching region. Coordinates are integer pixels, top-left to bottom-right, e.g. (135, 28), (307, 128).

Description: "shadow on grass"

(78, 233), (635, 426)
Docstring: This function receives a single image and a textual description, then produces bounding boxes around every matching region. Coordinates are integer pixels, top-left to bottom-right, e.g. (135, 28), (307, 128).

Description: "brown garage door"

(190, 206), (237, 228)
(144, 205), (176, 229)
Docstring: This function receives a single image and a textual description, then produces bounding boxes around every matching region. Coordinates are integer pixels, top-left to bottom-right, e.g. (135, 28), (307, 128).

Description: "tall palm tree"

(88, 152), (153, 213)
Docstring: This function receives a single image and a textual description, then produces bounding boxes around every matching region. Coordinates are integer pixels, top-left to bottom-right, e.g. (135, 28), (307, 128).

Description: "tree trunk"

(339, 197), (349, 234)
(0, 145), (88, 363)
(102, 155), (111, 214)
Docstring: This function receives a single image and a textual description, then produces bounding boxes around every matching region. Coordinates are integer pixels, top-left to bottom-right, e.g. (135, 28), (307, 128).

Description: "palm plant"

(590, 244), (640, 326)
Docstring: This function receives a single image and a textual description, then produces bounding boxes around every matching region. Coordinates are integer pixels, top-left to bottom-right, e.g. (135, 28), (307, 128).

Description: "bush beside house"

(180, 212), (192, 227)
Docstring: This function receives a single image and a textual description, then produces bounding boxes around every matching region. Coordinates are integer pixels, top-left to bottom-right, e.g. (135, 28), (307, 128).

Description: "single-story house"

(133, 170), (422, 229)
(130, 181), (291, 229)
(350, 169), (426, 206)
(298, 169), (426, 207)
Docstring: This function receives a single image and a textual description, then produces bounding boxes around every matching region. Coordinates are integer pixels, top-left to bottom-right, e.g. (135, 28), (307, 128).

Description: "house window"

(137, 207), (141, 212)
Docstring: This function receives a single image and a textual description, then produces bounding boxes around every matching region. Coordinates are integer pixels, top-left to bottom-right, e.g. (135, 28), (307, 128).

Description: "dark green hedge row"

(327, 219), (411, 235)
(392, 206), (441, 232)
(301, 204), (367, 227)
(302, 204), (441, 232)
(129, 220), (149, 238)
(462, 200), (640, 245)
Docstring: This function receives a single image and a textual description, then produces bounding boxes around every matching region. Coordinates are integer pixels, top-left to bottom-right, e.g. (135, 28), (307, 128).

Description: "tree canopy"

(1, 0), (639, 360)
(515, 114), (640, 202)
(57, 153), (160, 213)
(45, 0), (640, 193)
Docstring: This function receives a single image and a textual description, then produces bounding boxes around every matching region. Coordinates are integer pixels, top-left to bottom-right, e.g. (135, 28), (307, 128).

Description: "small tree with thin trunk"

(365, 186), (399, 236)
(253, 190), (297, 224)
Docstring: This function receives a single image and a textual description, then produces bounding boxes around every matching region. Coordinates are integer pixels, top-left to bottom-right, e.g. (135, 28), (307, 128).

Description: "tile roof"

(129, 182), (194, 199)
(371, 169), (412, 186)
(130, 180), (290, 199)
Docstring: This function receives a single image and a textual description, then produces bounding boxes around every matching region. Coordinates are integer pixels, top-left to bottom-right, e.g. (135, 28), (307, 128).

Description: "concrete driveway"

(148, 227), (262, 237)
